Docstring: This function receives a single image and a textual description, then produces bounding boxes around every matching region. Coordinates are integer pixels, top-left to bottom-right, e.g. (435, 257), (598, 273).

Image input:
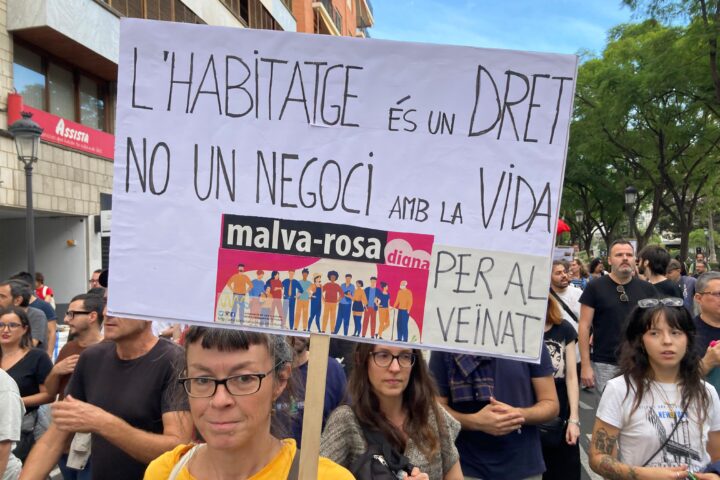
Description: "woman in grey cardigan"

(320, 343), (463, 480)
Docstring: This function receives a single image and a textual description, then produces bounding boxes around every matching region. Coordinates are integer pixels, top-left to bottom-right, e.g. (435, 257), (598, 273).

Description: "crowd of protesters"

(1, 243), (720, 479)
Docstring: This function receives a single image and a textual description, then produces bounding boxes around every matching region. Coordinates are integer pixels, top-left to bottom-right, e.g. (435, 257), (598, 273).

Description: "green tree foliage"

(566, 20), (720, 259)
(623, 0), (720, 108)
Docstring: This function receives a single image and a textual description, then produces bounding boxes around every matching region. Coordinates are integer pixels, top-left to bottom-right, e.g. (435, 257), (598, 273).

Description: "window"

(13, 44), (45, 110)
(100, 0), (205, 24)
(48, 63), (74, 120)
(13, 42), (111, 132)
(80, 75), (106, 131)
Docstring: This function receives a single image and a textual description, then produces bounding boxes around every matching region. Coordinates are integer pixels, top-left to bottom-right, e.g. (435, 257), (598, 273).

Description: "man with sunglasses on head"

(694, 272), (720, 396)
(578, 239), (657, 394)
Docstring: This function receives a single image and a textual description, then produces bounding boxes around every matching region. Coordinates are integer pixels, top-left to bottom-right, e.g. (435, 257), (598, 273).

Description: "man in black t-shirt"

(22, 303), (192, 480)
(637, 245), (683, 298)
(579, 240), (657, 393)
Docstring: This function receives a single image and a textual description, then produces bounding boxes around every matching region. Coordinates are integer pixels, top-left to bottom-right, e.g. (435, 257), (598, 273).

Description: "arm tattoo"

(594, 429), (639, 480)
(594, 428), (618, 455)
(597, 456), (639, 480)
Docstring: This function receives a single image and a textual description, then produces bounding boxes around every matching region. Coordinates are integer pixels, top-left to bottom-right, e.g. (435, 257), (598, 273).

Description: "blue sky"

(370, 0), (634, 56)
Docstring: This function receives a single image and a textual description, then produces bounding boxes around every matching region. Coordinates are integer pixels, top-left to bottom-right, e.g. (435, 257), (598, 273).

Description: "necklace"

(652, 382), (680, 420)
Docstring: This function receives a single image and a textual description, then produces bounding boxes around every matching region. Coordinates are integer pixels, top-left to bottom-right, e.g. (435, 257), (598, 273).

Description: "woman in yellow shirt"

(144, 327), (354, 480)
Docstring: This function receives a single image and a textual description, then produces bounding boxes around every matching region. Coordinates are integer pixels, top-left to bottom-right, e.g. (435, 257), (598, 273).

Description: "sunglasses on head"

(637, 297), (684, 308)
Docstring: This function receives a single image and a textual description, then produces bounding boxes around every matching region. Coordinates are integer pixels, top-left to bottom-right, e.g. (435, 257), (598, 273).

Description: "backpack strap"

(287, 447), (301, 480)
(169, 445), (200, 480)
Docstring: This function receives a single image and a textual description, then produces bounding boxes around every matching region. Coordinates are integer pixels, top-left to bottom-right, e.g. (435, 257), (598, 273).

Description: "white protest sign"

(109, 19), (577, 361)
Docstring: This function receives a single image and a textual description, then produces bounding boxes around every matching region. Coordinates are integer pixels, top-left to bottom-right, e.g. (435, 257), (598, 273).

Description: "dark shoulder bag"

(538, 416), (567, 448)
(349, 423), (415, 480)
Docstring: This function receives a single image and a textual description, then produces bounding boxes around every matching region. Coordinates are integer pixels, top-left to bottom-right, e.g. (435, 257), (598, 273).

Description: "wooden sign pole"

(297, 333), (330, 480)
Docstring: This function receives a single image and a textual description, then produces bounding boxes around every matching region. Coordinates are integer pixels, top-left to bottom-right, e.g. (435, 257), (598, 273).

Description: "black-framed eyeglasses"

(65, 311), (91, 319)
(369, 351), (416, 368)
(638, 297), (684, 308)
(179, 365), (278, 398)
(0, 322), (22, 330)
(698, 291), (720, 298)
(616, 285), (629, 302)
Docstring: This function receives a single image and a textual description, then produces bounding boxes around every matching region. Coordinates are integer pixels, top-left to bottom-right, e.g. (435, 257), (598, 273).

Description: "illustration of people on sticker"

(216, 266), (422, 342)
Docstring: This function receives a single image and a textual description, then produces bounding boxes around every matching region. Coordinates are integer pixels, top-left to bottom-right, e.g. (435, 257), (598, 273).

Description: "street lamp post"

(575, 209), (584, 224)
(574, 209), (585, 247)
(8, 112), (43, 280)
(624, 186), (638, 239)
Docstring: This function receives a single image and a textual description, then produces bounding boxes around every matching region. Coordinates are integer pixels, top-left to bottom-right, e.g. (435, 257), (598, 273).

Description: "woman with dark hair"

(0, 306), (53, 462)
(541, 296), (580, 479)
(320, 343), (463, 479)
(589, 299), (720, 479)
(589, 258), (605, 280)
(144, 327), (353, 479)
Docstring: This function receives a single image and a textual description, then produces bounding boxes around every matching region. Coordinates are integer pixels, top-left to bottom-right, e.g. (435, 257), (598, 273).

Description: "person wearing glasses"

(320, 344), (463, 480)
(694, 272), (720, 396)
(42, 294), (104, 480)
(590, 298), (720, 479)
(88, 270), (103, 291)
(144, 327), (353, 480)
(21, 303), (192, 480)
(0, 281), (48, 353)
(0, 306), (52, 463)
(579, 239), (658, 394)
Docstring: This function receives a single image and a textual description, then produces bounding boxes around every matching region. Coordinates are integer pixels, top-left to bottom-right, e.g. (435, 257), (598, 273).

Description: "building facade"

(0, 0), (372, 311)
(293, 0), (373, 37)
(0, 0), (295, 309)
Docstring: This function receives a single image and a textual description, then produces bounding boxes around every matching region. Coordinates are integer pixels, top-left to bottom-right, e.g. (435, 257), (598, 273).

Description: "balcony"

(312, 0), (342, 35)
(356, 0), (374, 28)
(7, 0), (119, 80)
(356, 26), (370, 38)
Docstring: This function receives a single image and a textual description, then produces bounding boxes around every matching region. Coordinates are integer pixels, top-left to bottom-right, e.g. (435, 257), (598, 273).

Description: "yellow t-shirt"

(144, 439), (355, 480)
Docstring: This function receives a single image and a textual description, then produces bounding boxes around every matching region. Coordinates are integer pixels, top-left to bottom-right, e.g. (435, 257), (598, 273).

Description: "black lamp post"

(574, 210), (585, 245)
(8, 112), (43, 280)
(624, 186), (638, 239)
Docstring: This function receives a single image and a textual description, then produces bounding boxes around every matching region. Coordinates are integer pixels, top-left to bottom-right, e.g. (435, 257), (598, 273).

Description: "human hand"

(404, 467), (429, 480)
(52, 395), (109, 434)
(566, 422), (580, 445)
(638, 465), (689, 479)
(704, 342), (720, 370)
(52, 354), (80, 375)
(470, 397), (525, 436)
(581, 364), (595, 388)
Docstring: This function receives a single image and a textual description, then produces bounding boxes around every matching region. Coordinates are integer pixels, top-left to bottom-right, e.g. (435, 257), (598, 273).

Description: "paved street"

(579, 387), (603, 480)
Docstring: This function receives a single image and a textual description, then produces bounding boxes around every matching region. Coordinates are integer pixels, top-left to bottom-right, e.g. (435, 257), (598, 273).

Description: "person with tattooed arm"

(589, 299), (720, 479)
